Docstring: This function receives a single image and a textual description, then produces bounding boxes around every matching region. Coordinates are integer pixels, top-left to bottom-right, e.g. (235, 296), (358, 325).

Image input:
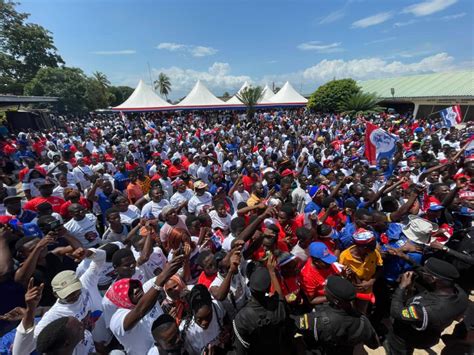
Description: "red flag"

(365, 122), (378, 165)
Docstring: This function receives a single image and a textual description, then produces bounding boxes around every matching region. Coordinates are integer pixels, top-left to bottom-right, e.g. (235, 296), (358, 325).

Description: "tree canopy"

(307, 78), (360, 113)
(0, 0), (64, 94)
(154, 73), (171, 100)
(338, 91), (384, 117)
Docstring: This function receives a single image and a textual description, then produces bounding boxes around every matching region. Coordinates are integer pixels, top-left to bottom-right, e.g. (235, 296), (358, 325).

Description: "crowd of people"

(0, 109), (472, 355)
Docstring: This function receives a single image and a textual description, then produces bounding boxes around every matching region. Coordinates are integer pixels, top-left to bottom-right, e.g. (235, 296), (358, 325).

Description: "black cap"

(3, 195), (22, 204)
(249, 267), (271, 293)
(325, 276), (356, 302)
(424, 257), (459, 281)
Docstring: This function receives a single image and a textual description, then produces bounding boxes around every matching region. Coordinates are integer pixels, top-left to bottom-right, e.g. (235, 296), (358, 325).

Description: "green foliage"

(0, 1), (64, 94)
(108, 86), (134, 107)
(307, 78), (360, 112)
(338, 91), (384, 116)
(24, 67), (90, 113)
(222, 91), (230, 101)
(237, 86), (264, 117)
(154, 72), (171, 99)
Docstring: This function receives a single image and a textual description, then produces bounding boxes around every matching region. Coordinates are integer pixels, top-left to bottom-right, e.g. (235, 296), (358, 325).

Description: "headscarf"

(105, 278), (139, 309)
(163, 274), (187, 324)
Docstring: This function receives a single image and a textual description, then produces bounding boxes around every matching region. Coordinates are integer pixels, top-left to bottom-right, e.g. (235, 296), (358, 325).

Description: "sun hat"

(402, 216), (438, 245)
(194, 181), (208, 190)
(51, 270), (82, 299)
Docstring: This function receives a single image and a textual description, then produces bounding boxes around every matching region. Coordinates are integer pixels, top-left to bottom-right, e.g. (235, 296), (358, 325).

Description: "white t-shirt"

(170, 189), (194, 209)
(141, 199), (170, 219)
(132, 246), (167, 282)
(210, 273), (249, 318)
(209, 210), (232, 232)
(181, 300), (226, 354)
(64, 213), (100, 248)
(120, 205), (141, 225)
(52, 183), (77, 198)
(232, 190), (249, 207)
(34, 249), (106, 338)
(159, 178), (173, 200)
(73, 165), (93, 190)
(188, 192), (213, 215)
(109, 304), (163, 355)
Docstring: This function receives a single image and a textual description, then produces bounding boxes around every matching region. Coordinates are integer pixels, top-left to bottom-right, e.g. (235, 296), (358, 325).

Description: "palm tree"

(92, 71), (110, 90)
(237, 86), (264, 117)
(338, 92), (384, 117)
(154, 73), (171, 99)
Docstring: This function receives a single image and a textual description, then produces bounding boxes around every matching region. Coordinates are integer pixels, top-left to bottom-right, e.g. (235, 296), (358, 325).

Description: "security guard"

(232, 266), (290, 355)
(293, 275), (379, 354)
(386, 257), (469, 355)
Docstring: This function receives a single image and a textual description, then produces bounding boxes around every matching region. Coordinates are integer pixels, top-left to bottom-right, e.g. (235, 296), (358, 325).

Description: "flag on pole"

(440, 105), (462, 127)
(365, 122), (398, 165)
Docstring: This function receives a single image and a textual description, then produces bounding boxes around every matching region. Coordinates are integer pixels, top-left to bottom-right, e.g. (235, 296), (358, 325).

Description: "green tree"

(85, 78), (109, 110)
(222, 91), (230, 101)
(237, 86), (263, 117)
(108, 85), (134, 106)
(307, 78), (360, 112)
(92, 71), (110, 91)
(0, 1), (64, 94)
(154, 72), (171, 99)
(24, 67), (89, 113)
(338, 91), (384, 117)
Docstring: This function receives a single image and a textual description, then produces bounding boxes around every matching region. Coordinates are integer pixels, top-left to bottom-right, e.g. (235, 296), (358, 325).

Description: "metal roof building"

(358, 70), (474, 121)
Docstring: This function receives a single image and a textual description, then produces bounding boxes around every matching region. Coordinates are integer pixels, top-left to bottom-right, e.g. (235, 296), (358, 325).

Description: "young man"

(63, 204), (100, 248)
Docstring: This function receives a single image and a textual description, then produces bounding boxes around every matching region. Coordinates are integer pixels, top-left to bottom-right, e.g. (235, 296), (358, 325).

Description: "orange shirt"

(127, 182), (144, 203)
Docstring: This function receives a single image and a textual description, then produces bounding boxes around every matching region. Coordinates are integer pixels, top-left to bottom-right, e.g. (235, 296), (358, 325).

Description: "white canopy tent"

(176, 80), (227, 109)
(269, 81), (308, 106)
(225, 81), (250, 106)
(258, 84), (275, 104)
(112, 79), (173, 111)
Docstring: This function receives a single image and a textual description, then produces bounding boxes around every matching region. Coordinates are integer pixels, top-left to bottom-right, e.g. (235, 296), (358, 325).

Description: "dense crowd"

(0, 109), (472, 355)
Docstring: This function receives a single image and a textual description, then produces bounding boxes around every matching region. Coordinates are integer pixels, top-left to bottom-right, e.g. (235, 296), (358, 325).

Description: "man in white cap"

(402, 216), (438, 246)
(188, 181), (213, 216)
(34, 247), (106, 341)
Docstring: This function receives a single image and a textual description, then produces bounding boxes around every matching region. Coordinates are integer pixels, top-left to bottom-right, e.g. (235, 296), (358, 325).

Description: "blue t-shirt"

(304, 201), (322, 214)
(380, 236), (423, 283)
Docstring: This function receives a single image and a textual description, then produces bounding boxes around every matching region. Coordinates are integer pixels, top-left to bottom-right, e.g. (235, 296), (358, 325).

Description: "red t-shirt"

(125, 162), (139, 171)
(300, 259), (338, 300)
(168, 165), (182, 179)
(197, 272), (217, 289)
(317, 210), (347, 231)
(242, 175), (257, 193)
(24, 196), (65, 213)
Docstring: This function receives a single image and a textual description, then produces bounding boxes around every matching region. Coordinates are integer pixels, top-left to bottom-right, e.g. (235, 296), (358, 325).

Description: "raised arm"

(123, 255), (184, 331)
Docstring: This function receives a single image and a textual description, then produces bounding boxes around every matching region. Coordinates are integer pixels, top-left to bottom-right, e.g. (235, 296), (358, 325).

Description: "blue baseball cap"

(428, 203), (444, 211)
(309, 242), (337, 264)
(321, 168), (332, 176)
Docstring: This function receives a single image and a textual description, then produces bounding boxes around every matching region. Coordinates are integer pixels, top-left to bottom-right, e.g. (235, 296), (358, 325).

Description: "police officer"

(232, 265), (290, 355)
(386, 257), (469, 355)
(293, 275), (379, 354)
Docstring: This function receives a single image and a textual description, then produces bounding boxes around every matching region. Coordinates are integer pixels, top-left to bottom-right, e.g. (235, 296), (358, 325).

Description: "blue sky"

(19, 0), (473, 99)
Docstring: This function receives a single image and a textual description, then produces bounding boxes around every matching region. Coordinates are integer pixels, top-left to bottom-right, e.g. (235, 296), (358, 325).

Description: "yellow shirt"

(339, 246), (383, 282)
(247, 193), (262, 207)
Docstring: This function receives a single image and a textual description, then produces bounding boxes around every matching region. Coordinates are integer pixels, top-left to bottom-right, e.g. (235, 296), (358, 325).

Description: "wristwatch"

(442, 246), (449, 252)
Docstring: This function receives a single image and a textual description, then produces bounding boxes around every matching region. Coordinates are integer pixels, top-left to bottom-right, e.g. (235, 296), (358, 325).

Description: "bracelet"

(151, 283), (163, 292)
(442, 246), (449, 252)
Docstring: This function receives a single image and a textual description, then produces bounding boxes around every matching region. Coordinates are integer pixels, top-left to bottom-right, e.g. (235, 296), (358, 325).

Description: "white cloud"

(302, 52), (454, 82)
(403, 0), (457, 17)
(190, 46), (218, 57)
(393, 19), (419, 27)
(318, 9), (345, 24)
(157, 42), (186, 51)
(352, 12), (393, 28)
(297, 41), (344, 53)
(153, 62), (251, 97)
(92, 50), (136, 55)
(364, 37), (397, 45)
(156, 42), (218, 57)
(442, 12), (466, 20)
